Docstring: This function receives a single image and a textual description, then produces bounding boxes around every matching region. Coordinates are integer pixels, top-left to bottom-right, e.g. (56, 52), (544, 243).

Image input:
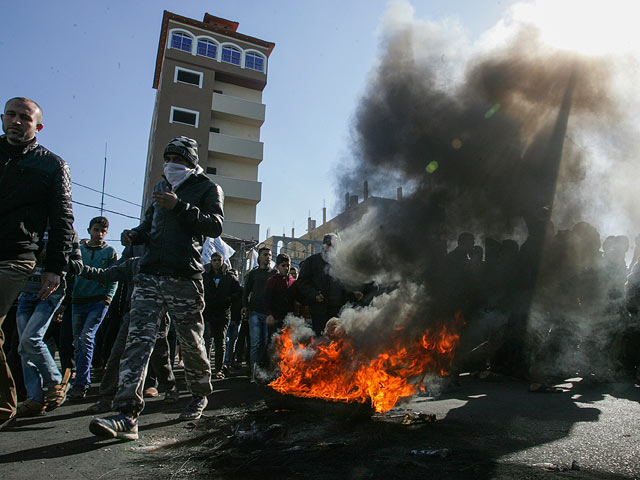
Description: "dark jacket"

(202, 265), (242, 320)
(131, 173), (224, 279)
(0, 135), (74, 275)
(297, 253), (349, 307)
(22, 230), (83, 296)
(243, 267), (277, 314)
(264, 273), (296, 321)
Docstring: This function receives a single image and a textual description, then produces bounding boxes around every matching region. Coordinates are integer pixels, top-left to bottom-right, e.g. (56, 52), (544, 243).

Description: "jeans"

(72, 302), (110, 387)
(16, 292), (64, 402)
(249, 312), (268, 370)
(224, 320), (241, 367)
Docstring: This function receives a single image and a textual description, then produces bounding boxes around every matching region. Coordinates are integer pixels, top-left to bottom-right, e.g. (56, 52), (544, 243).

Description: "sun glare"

(513, 0), (640, 56)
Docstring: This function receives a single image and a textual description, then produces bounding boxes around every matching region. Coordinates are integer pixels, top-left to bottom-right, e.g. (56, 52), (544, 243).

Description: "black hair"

(89, 216), (109, 229)
(276, 253), (290, 265)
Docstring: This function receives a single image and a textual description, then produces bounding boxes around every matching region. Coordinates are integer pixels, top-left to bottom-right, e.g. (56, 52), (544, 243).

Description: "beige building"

(143, 11), (275, 242)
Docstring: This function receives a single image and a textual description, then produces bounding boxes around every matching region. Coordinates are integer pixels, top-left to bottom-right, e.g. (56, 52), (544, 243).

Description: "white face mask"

(163, 162), (194, 189)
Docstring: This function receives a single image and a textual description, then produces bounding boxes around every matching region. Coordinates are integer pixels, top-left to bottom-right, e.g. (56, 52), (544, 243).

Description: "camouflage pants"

(113, 274), (211, 415)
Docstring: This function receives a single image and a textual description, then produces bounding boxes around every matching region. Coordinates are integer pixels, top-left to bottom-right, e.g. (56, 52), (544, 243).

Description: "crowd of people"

(1, 96), (639, 444)
(0, 96), (362, 441)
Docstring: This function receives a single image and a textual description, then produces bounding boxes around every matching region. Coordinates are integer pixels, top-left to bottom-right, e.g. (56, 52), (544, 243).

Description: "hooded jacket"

(131, 173), (224, 279)
(0, 135), (74, 275)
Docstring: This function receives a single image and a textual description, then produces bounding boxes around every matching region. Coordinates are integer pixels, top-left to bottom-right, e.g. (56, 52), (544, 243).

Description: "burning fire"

(269, 313), (462, 413)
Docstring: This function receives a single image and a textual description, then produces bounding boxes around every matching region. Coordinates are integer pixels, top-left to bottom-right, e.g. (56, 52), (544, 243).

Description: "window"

(170, 107), (199, 127)
(170, 32), (192, 53)
(174, 67), (203, 87)
(245, 52), (265, 72)
(197, 39), (218, 59)
(221, 46), (241, 66)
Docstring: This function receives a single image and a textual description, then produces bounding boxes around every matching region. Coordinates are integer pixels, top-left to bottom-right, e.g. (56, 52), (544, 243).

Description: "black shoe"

(178, 396), (208, 420)
(68, 385), (89, 401)
(89, 412), (138, 440)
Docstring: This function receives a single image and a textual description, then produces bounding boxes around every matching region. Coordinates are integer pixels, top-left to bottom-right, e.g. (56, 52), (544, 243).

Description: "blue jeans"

(224, 320), (241, 367)
(16, 292), (65, 402)
(72, 302), (110, 387)
(249, 312), (268, 370)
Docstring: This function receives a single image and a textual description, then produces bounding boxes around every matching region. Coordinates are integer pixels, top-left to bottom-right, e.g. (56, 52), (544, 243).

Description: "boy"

(69, 216), (118, 400)
(264, 253), (296, 332)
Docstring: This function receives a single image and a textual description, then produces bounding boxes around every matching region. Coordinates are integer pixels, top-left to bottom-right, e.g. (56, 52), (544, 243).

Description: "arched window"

(197, 39), (218, 59)
(221, 45), (241, 66)
(170, 32), (193, 53)
(245, 52), (265, 72)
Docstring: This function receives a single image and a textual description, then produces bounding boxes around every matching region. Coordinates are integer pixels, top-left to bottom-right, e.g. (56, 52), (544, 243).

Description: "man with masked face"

(90, 137), (224, 440)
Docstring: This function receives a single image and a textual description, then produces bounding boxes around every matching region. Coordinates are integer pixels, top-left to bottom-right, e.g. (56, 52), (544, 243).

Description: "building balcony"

(207, 174), (261, 203)
(209, 132), (263, 163)
(223, 220), (259, 242)
(212, 93), (265, 126)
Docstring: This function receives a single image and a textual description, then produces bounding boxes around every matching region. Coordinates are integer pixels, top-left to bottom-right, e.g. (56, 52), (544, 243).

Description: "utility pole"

(100, 143), (107, 215)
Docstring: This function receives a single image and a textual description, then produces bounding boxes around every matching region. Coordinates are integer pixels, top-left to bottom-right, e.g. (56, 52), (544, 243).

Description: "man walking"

(203, 252), (242, 379)
(242, 247), (276, 380)
(0, 97), (74, 422)
(90, 136), (223, 440)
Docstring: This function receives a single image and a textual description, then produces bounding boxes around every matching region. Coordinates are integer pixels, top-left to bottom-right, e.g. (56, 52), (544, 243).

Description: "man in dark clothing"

(90, 136), (224, 440)
(0, 97), (74, 421)
(203, 252), (242, 379)
(264, 253), (296, 331)
(297, 234), (361, 336)
(242, 247), (276, 380)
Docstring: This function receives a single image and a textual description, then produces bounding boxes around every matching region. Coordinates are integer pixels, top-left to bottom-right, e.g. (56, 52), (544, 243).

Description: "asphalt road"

(1, 372), (639, 479)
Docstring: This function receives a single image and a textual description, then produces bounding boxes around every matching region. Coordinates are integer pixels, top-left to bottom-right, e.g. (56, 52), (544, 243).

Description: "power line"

(72, 181), (142, 207)
(72, 200), (141, 220)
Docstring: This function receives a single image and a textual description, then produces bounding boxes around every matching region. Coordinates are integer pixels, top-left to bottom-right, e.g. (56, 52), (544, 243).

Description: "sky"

(4, 0), (638, 255)
(0, 0), (516, 253)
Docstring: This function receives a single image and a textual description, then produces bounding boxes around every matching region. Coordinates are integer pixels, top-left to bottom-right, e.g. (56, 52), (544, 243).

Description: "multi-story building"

(143, 11), (275, 242)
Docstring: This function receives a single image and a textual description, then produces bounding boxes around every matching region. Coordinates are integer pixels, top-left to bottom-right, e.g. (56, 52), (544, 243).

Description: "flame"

(269, 313), (462, 413)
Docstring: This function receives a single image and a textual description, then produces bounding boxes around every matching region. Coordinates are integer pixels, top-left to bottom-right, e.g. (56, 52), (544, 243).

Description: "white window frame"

(169, 106), (199, 128)
(243, 49), (267, 73)
(195, 35), (221, 60)
(174, 66), (203, 88)
(168, 28), (195, 55)
(220, 42), (242, 66)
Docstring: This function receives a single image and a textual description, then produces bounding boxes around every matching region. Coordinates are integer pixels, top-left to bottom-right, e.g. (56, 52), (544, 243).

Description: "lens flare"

(425, 161), (439, 173)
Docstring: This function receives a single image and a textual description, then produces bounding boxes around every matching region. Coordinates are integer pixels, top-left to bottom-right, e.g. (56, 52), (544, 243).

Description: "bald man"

(0, 97), (74, 421)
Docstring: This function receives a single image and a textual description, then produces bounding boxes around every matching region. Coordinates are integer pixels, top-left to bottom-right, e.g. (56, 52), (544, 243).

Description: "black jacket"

(131, 173), (224, 279)
(0, 136), (74, 275)
(81, 257), (141, 312)
(203, 266), (242, 319)
(297, 253), (350, 307)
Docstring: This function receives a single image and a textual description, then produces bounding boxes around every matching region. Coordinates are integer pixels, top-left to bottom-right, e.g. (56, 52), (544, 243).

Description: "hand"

(266, 315), (275, 327)
(121, 229), (138, 246)
(153, 191), (179, 210)
(241, 307), (247, 318)
(38, 272), (61, 300)
(52, 305), (66, 323)
(315, 293), (324, 303)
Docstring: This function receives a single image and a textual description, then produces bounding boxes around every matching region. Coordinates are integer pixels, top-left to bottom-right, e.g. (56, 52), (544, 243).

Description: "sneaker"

(89, 412), (138, 440)
(87, 399), (113, 414)
(44, 382), (70, 411)
(178, 396), (208, 421)
(164, 388), (180, 404)
(143, 386), (159, 398)
(16, 399), (46, 417)
(68, 385), (89, 401)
